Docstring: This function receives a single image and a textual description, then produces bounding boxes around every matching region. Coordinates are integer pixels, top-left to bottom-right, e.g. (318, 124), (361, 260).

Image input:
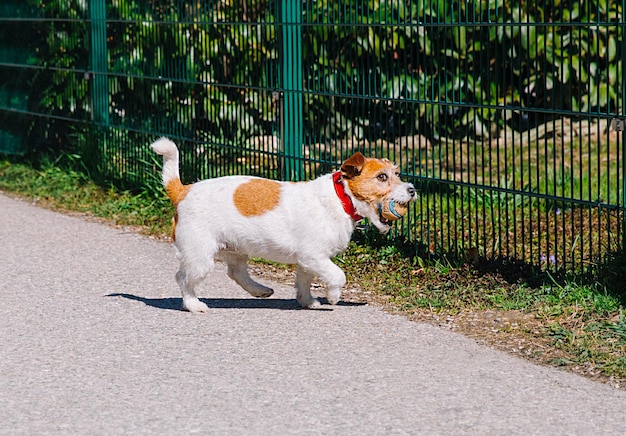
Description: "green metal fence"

(0, 0), (624, 274)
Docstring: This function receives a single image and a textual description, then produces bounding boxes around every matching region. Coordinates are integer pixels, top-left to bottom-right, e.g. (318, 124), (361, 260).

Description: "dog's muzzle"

(378, 183), (417, 225)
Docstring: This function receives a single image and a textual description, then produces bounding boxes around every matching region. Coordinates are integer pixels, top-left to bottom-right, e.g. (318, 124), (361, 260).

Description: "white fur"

(151, 138), (416, 312)
(151, 138), (179, 187)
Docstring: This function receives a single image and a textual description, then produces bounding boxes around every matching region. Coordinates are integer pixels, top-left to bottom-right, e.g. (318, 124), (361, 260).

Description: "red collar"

(332, 171), (362, 221)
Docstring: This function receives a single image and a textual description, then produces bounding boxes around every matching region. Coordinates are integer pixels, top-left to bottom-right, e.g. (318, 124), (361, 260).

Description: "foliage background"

(6, 0), (620, 162)
(0, 0), (623, 272)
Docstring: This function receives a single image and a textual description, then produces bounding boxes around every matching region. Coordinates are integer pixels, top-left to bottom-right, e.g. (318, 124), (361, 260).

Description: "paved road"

(1, 192), (626, 435)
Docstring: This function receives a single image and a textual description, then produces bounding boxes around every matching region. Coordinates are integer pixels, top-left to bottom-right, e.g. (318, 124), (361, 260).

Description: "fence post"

(622, 3), (626, 251)
(89, 0), (108, 125)
(280, 0), (304, 181)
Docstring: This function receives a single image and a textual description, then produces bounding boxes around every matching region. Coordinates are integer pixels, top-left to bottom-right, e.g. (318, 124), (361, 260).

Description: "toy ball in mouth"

(379, 199), (408, 222)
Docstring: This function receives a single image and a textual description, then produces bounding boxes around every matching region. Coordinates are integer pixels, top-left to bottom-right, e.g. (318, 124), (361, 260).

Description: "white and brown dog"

(151, 138), (416, 312)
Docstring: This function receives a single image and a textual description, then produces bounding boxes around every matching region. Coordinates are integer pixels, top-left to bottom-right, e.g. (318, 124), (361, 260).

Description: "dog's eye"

(377, 173), (388, 182)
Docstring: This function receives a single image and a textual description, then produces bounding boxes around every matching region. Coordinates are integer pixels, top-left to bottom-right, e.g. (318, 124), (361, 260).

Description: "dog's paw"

(306, 298), (321, 309)
(183, 298), (210, 313)
(297, 296), (321, 309)
(326, 290), (341, 305)
(250, 287), (274, 299)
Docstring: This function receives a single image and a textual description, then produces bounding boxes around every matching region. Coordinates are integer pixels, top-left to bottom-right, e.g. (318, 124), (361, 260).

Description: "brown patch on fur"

(234, 178), (281, 217)
(165, 178), (191, 241)
(340, 152), (367, 179)
(343, 157), (400, 205)
(165, 178), (191, 207)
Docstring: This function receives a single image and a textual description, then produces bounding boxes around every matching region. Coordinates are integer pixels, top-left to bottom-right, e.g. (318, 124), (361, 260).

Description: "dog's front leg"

(295, 265), (319, 308)
(297, 258), (346, 306)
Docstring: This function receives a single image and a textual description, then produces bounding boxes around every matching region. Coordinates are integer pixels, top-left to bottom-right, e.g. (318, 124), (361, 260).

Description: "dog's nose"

(407, 185), (416, 198)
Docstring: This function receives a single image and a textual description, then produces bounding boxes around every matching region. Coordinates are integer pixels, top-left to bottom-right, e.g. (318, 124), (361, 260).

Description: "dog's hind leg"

(176, 267), (210, 313)
(295, 264), (320, 308)
(220, 252), (274, 298)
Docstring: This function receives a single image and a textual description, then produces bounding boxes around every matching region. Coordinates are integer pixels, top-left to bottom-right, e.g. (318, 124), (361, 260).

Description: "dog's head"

(340, 152), (417, 233)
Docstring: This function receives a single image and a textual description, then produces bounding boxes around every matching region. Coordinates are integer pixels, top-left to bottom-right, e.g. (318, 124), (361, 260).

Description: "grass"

(1, 157), (625, 387)
(0, 159), (172, 235)
(435, 119), (620, 204)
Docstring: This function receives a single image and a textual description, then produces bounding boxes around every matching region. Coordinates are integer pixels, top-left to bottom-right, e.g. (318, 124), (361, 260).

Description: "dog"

(151, 138), (417, 312)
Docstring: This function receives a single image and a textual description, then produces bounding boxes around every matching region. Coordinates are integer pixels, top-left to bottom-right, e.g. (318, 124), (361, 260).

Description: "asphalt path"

(1, 192), (626, 435)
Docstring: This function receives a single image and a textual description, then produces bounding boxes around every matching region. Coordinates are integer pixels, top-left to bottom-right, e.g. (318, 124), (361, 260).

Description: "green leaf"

(608, 63), (618, 85)
(420, 27), (432, 56)
(560, 62), (571, 84)
(455, 26), (467, 50)
(597, 83), (608, 107)
(608, 36), (617, 62)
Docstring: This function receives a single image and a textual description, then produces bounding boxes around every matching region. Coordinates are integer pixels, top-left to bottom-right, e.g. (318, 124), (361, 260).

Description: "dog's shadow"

(106, 293), (366, 311)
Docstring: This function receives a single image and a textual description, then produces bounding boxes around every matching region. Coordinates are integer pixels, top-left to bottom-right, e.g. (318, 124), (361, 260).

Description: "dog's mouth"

(380, 216), (392, 226)
(377, 201), (408, 226)
(378, 209), (391, 226)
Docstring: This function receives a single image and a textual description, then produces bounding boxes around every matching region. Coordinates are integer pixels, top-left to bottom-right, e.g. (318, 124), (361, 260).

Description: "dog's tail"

(151, 137), (187, 205)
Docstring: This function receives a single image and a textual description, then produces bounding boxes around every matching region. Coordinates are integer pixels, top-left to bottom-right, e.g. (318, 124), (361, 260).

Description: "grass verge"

(1, 158), (624, 388)
(0, 159), (172, 236)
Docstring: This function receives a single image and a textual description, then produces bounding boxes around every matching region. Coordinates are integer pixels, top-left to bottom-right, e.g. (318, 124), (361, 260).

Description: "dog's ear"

(341, 152), (366, 179)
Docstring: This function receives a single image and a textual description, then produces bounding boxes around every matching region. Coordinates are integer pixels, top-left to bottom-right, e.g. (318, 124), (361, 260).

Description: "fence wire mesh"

(0, 0), (624, 274)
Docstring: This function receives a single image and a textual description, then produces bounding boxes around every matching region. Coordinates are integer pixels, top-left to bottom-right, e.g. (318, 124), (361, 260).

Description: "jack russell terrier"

(151, 138), (417, 312)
